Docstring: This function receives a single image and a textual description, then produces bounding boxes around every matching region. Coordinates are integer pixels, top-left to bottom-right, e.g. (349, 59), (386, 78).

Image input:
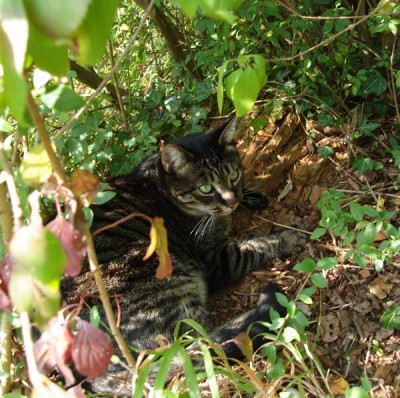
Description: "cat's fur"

(62, 118), (306, 393)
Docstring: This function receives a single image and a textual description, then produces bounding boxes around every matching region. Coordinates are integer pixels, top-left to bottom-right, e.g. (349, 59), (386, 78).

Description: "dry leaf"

(227, 332), (253, 362)
(70, 169), (100, 206)
(328, 376), (349, 395)
(368, 277), (392, 300)
(321, 313), (340, 343)
(143, 217), (173, 279)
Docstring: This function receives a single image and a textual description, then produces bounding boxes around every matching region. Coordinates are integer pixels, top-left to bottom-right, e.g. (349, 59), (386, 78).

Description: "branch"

(56, 0), (156, 138)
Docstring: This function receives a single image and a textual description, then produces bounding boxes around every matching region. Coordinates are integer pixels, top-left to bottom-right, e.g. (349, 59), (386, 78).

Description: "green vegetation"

(0, 0), (399, 396)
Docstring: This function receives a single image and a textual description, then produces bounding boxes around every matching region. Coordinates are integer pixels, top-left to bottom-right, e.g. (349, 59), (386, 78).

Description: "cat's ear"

(218, 117), (237, 146)
(161, 144), (193, 174)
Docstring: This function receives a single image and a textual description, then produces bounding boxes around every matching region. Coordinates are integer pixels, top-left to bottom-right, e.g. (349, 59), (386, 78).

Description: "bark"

(70, 60), (128, 102)
(134, 0), (204, 80)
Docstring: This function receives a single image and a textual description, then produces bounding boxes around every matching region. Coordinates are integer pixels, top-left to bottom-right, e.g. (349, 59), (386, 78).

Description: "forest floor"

(208, 110), (400, 397)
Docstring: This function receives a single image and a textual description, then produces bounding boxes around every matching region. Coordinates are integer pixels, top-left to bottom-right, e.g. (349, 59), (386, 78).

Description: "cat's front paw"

(279, 230), (307, 257)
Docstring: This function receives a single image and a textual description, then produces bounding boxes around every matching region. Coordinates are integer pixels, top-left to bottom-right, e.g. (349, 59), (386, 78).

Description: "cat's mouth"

(211, 203), (239, 215)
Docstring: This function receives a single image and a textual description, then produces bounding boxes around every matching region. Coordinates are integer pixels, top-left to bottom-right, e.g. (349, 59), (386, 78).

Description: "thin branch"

(255, 215), (312, 235)
(107, 40), (131, 134)
(266, 3), (388, 63)
(56, 0), (155, 138)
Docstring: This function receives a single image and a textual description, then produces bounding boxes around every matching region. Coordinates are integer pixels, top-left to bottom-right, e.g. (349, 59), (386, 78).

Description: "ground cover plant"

(0, 0), (399, 396)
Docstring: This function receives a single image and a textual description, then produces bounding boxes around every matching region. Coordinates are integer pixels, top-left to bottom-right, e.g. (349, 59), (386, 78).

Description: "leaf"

(27, 22), (69, 76)
(217, 60), (230, 113)
(349, 202), (364, 221)
(310, 273), (328, 288)
(92, 191), (116, 205)
(34, 314), (75, 385)
(0, 0), (29, 125)
(72, 319), (113, 378)
(293, 258), (316, 273)
(229, 66), (261, 116)
(311, 227), (326, 240)
(70, 169), (100, 206)
(380, 304), (400, 330)
(40, 85), (85, 111)
(46, 217), (86, 277)
(228, 332), (253, 361)
(9, 269), (60, 325)
(20, 143), (53, 187)
(25, 0), (91, 39)
(10, 224), (66, 288)
(144, 217), (173, 279)
(345, 386), (369, 398)
(317, 145), (334, 159)
(352, 157), (375, 175)
(329, 377), (349, 395)
(281, 326), (301, 343)
(316, 257), (338, 270)
(76, 0), (120, 65)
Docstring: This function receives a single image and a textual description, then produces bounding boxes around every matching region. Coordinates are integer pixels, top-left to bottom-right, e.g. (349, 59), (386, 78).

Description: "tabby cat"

(62, 118), (306, 394)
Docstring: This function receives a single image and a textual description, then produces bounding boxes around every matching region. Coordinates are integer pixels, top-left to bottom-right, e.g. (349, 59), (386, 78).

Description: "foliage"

(0, 0), (399, 396)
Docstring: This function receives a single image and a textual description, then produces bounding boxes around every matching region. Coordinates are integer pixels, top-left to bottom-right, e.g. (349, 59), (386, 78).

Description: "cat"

(61, 117), (306, 394)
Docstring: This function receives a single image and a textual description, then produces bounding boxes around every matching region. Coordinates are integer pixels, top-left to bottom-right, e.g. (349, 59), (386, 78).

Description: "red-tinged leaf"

(72, 319), (113, 378)
(66, 385), (86, 398)
(70, 169), (100, 206)
(34, 313), (75, 385)
(46, 217), (86, 277)
(143, 217), (173, 279)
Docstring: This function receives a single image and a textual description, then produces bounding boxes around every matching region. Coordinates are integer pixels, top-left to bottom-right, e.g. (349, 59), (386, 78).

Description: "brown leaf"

(321, 313), (340, 343)
(72, 319), (113, 378)
(70, 169), (100, 206)
(368, 277), (392, 300)
(46, 216), (86, 277)
(143, 217), (173, 279)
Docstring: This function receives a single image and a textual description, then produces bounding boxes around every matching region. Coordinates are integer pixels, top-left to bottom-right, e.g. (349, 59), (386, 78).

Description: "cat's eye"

(229, 169), (240, 183)
(198, 184), (213, 194)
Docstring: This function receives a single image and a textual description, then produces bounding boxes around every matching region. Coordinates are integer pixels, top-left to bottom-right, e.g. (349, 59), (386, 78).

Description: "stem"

(85, 231), (137, 369)
(255, 215), (312, 235)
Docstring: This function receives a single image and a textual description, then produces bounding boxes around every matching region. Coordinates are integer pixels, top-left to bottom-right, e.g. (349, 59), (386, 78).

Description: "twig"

(255, 215), (312, 235)
(266, 3), (388, 63)
(108, 40), (131, 135)
(336, 189), (400, 199)
(55, 0), (155, 138)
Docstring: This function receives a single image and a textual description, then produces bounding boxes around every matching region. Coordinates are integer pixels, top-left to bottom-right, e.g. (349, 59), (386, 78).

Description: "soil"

(207, 111), (400, 397)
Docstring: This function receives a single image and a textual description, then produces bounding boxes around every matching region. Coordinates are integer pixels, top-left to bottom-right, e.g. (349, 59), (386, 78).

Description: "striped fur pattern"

(61, 118), (306, 393)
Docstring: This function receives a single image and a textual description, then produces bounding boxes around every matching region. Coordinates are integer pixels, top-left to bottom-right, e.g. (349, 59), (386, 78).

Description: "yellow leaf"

(328, 376), (349, 395)
(20, 143), (52, 186)
(228, 332), (253, 362)
(143, 217), (173, 279)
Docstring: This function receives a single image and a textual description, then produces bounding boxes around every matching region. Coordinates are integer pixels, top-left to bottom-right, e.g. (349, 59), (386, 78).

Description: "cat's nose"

(221, 191), (237, 207)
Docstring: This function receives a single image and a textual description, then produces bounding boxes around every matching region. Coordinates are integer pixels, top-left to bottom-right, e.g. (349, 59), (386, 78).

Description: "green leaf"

(316, 257), (338, 270)
(349, 202), (364, 221)
(76, 0), (120, 65)
(172, 0), (199, 19)
(310, 273), (328, 288)
(345, 386), (369, 398)
(275, 292), (289, 307)
(20, 143), (52, 187)
(287, 301), (296, 318)
(226, 66), (261, 116)
(311, 227), (326, 240)
(27, 22), (69, 76)
(261, 344), (276, 363)
(352, 157), (375, 175)
(294, 258), (316, 273)
(198, 0), (242, 24)
(342, 230), (355, 246)
(10, 225), (66, 288)
(93, 191), (116, 205)
(380, 304), (400, 330)
(0, 0), (29, 125)
(217, 60), (230, 113)
(267, 360), (285, 379)
(41, 85), (85, 111)
(9, 268), (60, 326)
(281, 326), (301, 343)
(25, 0), (91, 39)
(317, 145), (334, 159)
(362, 75), (387, 96)
(90, 306), (101, 326)
(298, 293), (313, 305)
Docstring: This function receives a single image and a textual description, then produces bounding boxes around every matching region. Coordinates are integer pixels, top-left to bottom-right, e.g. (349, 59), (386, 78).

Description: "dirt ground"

(208, 111), (400, 397)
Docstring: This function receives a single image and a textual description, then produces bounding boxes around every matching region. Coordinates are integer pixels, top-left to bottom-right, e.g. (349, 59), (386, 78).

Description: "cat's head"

(160, 118), (243, 216)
